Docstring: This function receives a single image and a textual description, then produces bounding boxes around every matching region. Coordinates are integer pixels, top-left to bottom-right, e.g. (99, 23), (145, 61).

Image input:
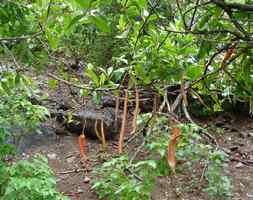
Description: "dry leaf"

(221, 44), (237, 69)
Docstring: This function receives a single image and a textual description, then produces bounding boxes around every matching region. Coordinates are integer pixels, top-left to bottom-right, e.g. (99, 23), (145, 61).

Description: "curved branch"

(211, 0), (253, 11)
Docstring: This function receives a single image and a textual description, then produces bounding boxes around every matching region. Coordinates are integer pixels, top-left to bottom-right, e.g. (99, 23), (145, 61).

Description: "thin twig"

(130, 87), (140, 135)
(0, 31), (42, 42)
(134, 0), (160, 47)
(57, 168), (86, 175)
(47, 72), (119, 91)
(129, 140), (145, 164)
(189, 0), (201, 30)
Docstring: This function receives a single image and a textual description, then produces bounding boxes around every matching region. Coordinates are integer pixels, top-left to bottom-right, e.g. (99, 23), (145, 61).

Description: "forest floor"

(17, 112), (253, 200)
(15, 68), (253, 200)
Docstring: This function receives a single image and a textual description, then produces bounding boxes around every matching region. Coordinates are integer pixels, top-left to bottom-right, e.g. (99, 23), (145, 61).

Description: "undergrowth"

(0, 72), (68, 200)
(92, 115), (232, 199)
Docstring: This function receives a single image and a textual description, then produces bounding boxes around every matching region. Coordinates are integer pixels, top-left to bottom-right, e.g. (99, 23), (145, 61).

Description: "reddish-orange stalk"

(118, 89), (128, 154)
(79, 133), (88, 161)
(115, 95), (120, 122)
(131, 87), (139, 135)
(95, 119), (102, 141)
(221, 46), (236, 69)
(100, 119), (107, 150)
(167, 127), (181, 173)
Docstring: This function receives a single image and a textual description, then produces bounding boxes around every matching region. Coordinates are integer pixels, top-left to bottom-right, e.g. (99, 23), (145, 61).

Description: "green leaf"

(135, 0), (147, 8)
(85, 64), (99, 86)
(1, 82), (10, 95)
(89, 16), (111, 33)
(72, 0), (91, 9)
(66, 14), (85, 30)
(225, 0), (245, 3)
(79, 89), (89, 97)
(45, 29), (60, 50)
(14, 73), (22, 86)
(99, 73), (106, 86)
(48, 78), (58, 90)
(92, 91), (101, 105)
(116, 23), (131, 39)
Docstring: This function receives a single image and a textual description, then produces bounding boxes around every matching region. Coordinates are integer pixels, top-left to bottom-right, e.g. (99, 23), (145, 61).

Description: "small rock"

(47, 153), (57, 160)
(66, 156), (75, 163)
(247, 132), (253, 137)
(235, 162), (244, 168)
(238, 132), (247, 138)
(229, 146), (239, 152)
(77, 188), (84, 193)
(56, 178), (61, 183)
(83, 176), (90, 183)
(247, 193), (253, 198)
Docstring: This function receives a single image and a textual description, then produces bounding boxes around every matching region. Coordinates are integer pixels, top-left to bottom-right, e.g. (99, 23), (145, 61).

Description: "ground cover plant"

(0, 0), (252, 199)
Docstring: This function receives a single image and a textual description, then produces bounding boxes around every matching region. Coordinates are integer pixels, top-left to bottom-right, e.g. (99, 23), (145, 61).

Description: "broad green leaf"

(89, 16), (111, 33)
(72, 0), (91, 9)
(116, 23), (131, 39)
(45, 28), (60, 50)
(99, 73), (106, 86)
(113, 67), (128, 81)
(14, 73), (22, 86)
(85, 64), (99, 86)
(66, 14), (85, 30)
(135, 0), (147, 8)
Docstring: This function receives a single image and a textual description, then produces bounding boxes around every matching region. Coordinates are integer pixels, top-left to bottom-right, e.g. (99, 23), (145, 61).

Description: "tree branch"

(47, 72), (119, 91)
(211, 0), (251, 39)
(211, 0), (253, 11)
(189, 0), (201, 30)
(134, 0), (160, 47)
(0, 31), (42, 42)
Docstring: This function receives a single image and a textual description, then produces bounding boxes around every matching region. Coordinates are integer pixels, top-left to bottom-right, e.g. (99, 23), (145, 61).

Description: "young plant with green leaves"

(92, 115), (232, 199)
(0, 72), (68, 200)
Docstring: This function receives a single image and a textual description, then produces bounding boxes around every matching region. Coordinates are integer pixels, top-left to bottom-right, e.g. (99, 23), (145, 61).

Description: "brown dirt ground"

(17, 69), (253, 200)
(18, 113), (253, 200)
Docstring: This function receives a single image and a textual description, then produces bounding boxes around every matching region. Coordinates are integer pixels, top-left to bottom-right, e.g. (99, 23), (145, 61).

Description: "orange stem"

(101, 119), (107, 150)
(118, 89), (128, 154)
(167, 127), (181, 173)
(79, 133), (88, 161)
(131, 87), (139, 135)
(115, 95), (120, 122)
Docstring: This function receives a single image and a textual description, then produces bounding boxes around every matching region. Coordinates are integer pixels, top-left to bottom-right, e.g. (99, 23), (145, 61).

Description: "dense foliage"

(0, 72), (67, 199)
(0, 0), (252, 199)
(0, 0), (252, 111)
(92, 120), (232, 199)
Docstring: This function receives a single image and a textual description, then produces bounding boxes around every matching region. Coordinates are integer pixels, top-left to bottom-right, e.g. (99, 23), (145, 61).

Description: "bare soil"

(16, 69), (253, 200)
(17, 113), (253, 200)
